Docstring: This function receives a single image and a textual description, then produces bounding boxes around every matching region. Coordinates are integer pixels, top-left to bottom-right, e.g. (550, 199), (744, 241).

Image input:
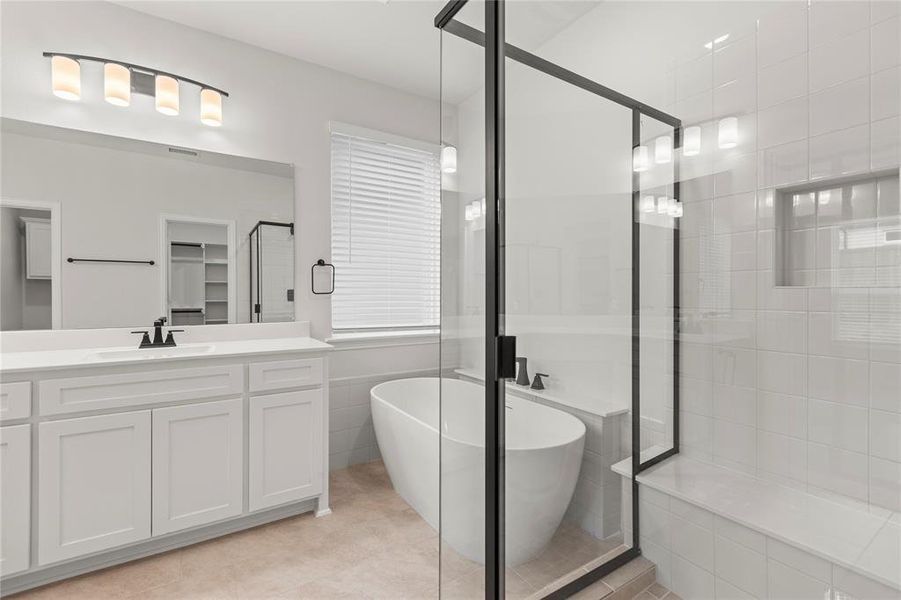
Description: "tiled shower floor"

(10, 461), (630, 599)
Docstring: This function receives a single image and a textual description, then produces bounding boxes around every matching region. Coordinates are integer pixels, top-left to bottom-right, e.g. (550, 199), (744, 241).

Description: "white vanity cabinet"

(0, 338), (330, 594)
(1, 424), (31, 576)
(38, 411), (152, 565)
(152, 398), (243, 535)
(21, 217), (51, 280)
(249, 388), (323, 511)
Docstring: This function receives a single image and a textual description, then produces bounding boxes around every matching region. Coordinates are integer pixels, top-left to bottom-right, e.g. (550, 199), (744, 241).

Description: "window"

(330, 126), (441, 332)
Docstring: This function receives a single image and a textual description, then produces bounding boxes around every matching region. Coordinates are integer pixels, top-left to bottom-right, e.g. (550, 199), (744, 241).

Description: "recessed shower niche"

(774, 171), (901, 288)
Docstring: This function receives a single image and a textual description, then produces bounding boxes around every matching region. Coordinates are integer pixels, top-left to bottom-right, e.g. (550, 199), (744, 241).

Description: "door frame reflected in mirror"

(0, 197), (62, 329)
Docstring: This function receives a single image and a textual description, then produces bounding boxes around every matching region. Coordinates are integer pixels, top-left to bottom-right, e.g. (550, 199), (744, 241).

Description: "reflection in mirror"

(0, 118), (295, 330)
(0, 206), (53, 330)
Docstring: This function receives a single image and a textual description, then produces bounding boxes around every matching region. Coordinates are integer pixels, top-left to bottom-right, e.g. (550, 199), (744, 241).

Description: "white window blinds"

(330, 130), (441, 331)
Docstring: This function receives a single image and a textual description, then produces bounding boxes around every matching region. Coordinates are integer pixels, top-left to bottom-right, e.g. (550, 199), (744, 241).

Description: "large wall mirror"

(0, 118), (295, 331)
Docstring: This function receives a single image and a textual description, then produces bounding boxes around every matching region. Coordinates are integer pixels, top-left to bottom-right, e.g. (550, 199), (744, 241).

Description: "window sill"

(326, 329), (439, 348)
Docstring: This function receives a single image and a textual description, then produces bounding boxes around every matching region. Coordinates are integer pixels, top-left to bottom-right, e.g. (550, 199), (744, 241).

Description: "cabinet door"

(152, 398), (243, 535)
(1, 425), (31, 576)
(249, 389), (322, 512)
(25, 219), (51, 279)
(39, 411), (151, 565)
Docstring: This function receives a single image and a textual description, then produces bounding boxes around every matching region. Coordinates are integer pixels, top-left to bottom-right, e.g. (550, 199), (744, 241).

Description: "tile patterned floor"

(9, 461), (635, 599)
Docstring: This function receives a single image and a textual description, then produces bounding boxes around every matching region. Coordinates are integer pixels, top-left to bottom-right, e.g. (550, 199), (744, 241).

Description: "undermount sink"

(93, 344), (216, 361)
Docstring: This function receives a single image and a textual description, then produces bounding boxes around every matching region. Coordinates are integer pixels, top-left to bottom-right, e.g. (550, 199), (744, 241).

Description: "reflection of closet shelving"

(168, 241), (229, 326)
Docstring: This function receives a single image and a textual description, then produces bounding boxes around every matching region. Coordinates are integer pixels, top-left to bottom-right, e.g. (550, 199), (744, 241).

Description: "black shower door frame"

(435, 1), (681, 597)
(248, 220), (294, 323)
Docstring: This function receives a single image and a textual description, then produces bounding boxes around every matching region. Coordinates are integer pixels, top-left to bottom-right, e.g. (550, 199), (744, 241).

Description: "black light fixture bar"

(42, 52), (229, 97)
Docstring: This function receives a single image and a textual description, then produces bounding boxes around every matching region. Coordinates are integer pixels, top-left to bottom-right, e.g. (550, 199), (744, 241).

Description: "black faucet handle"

(131, 331), (152, 348)
(531, 373), (549, 391)
(163, 329), (183, 347)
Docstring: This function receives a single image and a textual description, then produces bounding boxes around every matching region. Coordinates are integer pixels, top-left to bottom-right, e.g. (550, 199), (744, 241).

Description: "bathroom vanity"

(0, 323), (331, 594)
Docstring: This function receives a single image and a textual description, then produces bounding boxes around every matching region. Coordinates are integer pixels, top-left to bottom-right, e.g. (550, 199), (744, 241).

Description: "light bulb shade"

(640, 195), (656, 213)
(155, 75), (180, 116)
(103, 63), (131, 107)
(464, 205), (474, 221)
(441, 145), (457, 173)
(655, 136), (672, 164)
(200, 88), (223, 126)
(718, 117), (738, 149)
(683, 126), (701, 156)
(51, 56), (81, 101)
(632, 145), (649, 172)
(657, 196), (671, 215)
(668, 200), (684, 218)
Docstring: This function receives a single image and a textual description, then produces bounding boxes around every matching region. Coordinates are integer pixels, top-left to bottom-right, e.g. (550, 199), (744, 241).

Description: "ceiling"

(116, 0), (602, 104)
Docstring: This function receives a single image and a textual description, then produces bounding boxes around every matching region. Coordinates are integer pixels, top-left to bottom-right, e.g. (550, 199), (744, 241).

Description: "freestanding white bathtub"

(371, 377), (585, 566)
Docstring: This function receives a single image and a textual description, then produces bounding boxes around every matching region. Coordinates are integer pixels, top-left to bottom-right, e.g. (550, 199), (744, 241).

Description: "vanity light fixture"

(683, 126), (701, 156)
(704, 33), (730, 50)
(104, 63), (131, 106)
(464, 204), (475, 221)
(200, 89), (223, 127)
(155, 75), (180, 116)
(668, 200), (684, 218)
(441, 145), (458, 173)
(51, 55), (81, 100)
(655, 136), (672, 164)
(470, 199), (482, 218)
(43, 52), (229, 126)
(718, 116), (738, 149)
(632, 145), (649, 172)
(640, 195), (656, 213)
(656, 196), (671, 215)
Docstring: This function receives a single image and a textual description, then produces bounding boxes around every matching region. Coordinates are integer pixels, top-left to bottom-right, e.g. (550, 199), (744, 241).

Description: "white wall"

(0, 0), (440, 467)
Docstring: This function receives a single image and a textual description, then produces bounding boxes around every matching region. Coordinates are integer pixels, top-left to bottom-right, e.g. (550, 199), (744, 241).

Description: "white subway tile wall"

(670, 0), (901, 513)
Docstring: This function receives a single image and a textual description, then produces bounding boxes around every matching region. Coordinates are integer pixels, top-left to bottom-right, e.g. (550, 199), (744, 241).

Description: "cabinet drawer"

(0, 382), (31, 422)
(249, 358), (322, 392)
(39, 365), (244, 416)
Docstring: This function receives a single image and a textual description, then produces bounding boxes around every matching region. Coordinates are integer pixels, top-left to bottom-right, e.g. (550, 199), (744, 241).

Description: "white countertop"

(454, 368), (629, 418)
(613, 454), (901, 592)
(0, 336), (332, 374)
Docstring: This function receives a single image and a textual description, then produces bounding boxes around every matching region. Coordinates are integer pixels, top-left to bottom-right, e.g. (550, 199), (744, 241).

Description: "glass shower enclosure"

(437, 0), (680, 597)
(249, 220), (295, 323)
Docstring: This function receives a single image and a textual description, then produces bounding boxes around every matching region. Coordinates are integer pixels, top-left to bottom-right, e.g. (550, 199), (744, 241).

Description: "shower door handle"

(496, 335), (517, 380)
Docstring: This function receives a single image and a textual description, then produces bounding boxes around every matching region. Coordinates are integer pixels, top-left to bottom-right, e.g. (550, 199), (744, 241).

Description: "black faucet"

(152, 317), (167, 345)
(131, 317), (183, 349)
(531, 373), (549, 390)
(515, 357), (530, 386)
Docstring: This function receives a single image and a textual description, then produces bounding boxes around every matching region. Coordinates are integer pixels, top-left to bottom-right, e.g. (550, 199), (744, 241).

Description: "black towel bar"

(67, 258), (155, 265)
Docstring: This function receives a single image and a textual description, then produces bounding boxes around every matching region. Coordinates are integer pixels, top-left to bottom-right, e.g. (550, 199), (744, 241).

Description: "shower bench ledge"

(613, 453), (901, 596)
